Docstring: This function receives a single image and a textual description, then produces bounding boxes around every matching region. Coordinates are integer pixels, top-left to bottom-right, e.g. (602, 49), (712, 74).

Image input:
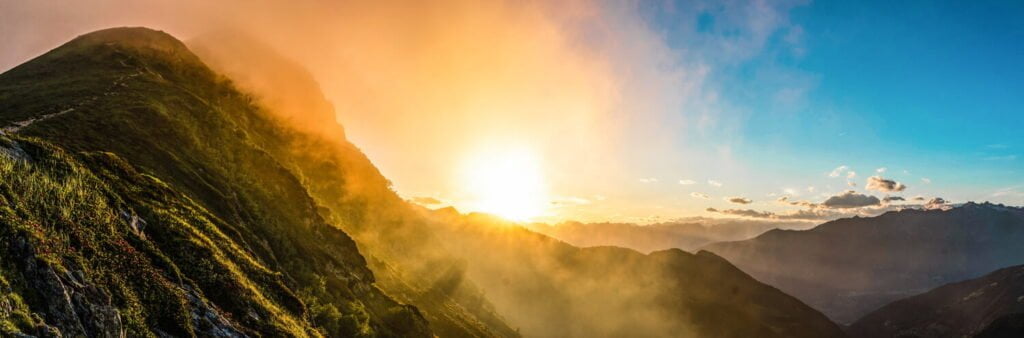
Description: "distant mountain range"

(849, 264), (1024, 338)
(527, 219), (813, 253)
(705, 202), (1024, 324)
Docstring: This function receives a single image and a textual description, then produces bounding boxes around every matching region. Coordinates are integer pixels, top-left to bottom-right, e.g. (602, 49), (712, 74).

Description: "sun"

(461, 147), (547, 221)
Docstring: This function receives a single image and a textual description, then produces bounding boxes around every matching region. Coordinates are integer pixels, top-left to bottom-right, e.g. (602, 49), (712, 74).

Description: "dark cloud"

(925, 197), (948, 209)
(727, 197), (753, 204)
(821, 190), (881, 208)
(866, 176), (907, 192)
(882, 196), (905, 203)
(912, 196), (926, 201)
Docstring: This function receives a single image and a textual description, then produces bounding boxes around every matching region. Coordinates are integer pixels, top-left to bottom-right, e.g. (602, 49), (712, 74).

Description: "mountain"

(0, 27), (432, 337)
(528, 219), (811, 253)
(704, 203), (1024, 324)
(848, 264), (1024, 338)
(422, 210), (847, 338)
(0, 27), (846, 337)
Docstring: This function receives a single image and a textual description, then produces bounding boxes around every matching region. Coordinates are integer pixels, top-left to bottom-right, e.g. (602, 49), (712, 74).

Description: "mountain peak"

(57, 27), (202, 66)
(71, 27), (186, 52)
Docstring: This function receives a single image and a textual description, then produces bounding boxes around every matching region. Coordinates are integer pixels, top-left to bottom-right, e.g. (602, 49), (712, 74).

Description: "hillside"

(0, 27), (430, 337)
(1, 27), (846, 337)
(848, 264), (1024, 338)
(422, 210), (847, 338)
(704, 203), (1024, 323)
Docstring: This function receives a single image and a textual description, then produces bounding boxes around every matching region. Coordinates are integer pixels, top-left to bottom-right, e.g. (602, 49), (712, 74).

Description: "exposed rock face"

(7, 235), (122, 337)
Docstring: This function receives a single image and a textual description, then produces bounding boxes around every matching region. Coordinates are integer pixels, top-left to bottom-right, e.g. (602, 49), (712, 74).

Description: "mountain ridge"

(704, 202), (1024, 324)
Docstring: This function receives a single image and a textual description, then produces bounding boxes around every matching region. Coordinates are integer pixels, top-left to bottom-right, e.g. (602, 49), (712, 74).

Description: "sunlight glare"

(461, 146), (547, 221)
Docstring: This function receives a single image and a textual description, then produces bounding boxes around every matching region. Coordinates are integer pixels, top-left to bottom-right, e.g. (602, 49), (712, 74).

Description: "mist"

(1, 0), (708, 222)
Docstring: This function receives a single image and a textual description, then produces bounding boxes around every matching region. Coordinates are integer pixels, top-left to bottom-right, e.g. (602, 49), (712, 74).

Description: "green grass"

(0, 27), (430, 337)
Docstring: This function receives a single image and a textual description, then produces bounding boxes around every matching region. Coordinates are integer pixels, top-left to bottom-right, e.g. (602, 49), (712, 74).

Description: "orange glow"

(460, 145), (547, 221)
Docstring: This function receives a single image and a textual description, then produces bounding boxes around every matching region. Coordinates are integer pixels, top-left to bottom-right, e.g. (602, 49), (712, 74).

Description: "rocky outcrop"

(7, 235), (122, 337)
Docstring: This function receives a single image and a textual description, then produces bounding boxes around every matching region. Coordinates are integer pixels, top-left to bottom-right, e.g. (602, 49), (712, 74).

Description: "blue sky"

(610, 0), (1024, 220)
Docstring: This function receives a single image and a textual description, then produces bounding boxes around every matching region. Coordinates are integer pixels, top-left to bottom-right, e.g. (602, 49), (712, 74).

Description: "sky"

(1, 0), (1022, 224)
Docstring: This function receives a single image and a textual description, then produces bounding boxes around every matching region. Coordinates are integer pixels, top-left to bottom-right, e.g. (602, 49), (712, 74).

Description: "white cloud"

(639, 177), (658, 183)
(707, 180), (723, 187)
(828, 165), (849, 178)
(690, 192), (710, 199)
(847, 171), (856, 179)
(876, 167), (887, 173)
(678, 179), (696, 185)
(921, 177), (931, 184)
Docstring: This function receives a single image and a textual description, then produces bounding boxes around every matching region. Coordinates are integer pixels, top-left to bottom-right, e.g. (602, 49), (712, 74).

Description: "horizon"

(2, 1), (1021, 225)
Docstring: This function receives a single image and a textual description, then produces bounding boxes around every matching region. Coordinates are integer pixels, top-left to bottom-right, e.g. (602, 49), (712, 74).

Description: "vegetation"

(0, 27), (429, 337)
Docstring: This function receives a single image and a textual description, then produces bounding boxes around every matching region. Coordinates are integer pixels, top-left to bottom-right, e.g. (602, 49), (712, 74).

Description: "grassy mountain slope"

(705, 203), (1024, 324)
(0, 27), (430, 337)
(1, 27), (847, 338)
(848, 264), (1024, 338)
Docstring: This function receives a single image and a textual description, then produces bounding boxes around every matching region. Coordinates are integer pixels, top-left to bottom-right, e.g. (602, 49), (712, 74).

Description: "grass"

(0, 27), (430, 337)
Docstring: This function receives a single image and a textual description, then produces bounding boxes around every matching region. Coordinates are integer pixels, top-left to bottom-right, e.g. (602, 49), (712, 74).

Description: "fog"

(1, 0), (704, 220)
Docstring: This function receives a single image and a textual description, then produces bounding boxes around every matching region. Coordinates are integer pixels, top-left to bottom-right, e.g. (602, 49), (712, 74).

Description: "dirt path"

(0, 70), (142, 135)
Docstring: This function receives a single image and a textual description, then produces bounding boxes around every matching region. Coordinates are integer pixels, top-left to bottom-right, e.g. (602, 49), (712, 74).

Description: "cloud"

(706, 207), (834, 221)
(678, 179), (696, 185)
(866, 176), (907, 192)
(690, 192), (709, 199)
(828, 165), (849, 178)
(925, 197), (948, 209)
(847, 181), (857, 187)
(876, 167), (887, 173)
(882, 196), (905, 203)
(551, 196), (592, 206)
(411, 196), (442, 205)
(920, 177), (931, 184)
(707, 180), (723, 187)
(726, 197), (752, 204)
(984, 155), (1017, 161)
(912, 196), (926, 201)
(639, 178), (659, 183)
(821, 190), (881, 209)
(847, 171), (856, 179)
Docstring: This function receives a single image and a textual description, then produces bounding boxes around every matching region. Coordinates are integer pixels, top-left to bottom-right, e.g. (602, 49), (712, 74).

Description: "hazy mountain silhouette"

(705, 202), (1024, 324)
(849, 264), (1024, 338)
(528, 219), (811, 253)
